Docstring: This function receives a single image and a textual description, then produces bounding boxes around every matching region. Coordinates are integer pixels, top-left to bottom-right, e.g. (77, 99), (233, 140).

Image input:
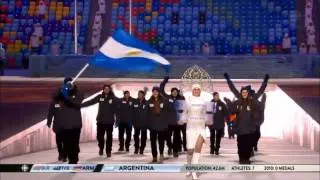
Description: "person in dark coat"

(160, 76), (185, 157)
(116, 91), (134, 152)
(224, 73), (269, 157)
(48, 77), (84, 164)
(147, 86), (171, 163)
(209, 92), (229, 155)
(132, 90), (149, 154)
(47, 78), (73, 162)
(81, 85), (117, 157)
(228, 86), (261, 164)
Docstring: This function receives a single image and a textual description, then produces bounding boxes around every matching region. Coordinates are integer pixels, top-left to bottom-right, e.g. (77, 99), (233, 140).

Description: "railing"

(26, 54), (320, 78)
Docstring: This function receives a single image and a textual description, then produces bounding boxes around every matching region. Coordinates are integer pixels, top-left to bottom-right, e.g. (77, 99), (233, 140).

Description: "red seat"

(138, 7), (144, 13)
(16, 1), (23, 8)
(6, 18), (13, 24)
(159, 7), (165, 13)
(0, 5), (8, 13)
(0, 37), (9, 46)
(7, 56), (16, 68)
(253, 45), (260, 55)
(133, 10), (138, 16)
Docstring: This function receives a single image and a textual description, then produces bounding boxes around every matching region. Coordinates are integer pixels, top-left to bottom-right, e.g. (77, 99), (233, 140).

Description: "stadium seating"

(111, 0), (298, 55)
(0, 0), (90, 67)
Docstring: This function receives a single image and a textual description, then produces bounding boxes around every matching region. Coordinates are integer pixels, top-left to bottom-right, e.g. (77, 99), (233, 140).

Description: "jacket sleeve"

(114, 97), (122, 124)
(47, 101), (55, 127)
(261, 93), (267, 111)
(62, 91), (83, 108)
(178, 103), (188, 125)
(254, 75), (269, 99)
(222, 102), (230, 124)
(225, 76), (241, 99)
(81, 94), (100, 107)
(259, 93), (267, 125)
(253, 100), (262, 126)
(160, 78), (170, 98)
(224, 98), (237, 115)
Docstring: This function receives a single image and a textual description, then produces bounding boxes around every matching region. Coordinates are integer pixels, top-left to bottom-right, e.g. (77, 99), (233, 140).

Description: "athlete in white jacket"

(179, 84), (213, 180)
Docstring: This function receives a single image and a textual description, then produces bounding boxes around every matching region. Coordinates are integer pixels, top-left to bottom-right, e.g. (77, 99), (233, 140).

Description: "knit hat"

(240, 85), (251, 92)
(171, 87), (179, 93)
(152, 86), (160, 92)
(192, 84), (201, 90)
(63, 77), (73, 84)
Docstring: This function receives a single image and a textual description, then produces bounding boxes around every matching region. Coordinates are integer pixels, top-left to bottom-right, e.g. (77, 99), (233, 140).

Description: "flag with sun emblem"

(90, 29), (171, 72)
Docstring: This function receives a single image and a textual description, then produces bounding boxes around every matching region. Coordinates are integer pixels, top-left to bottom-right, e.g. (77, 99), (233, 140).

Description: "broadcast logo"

(21, 164), (29, 172)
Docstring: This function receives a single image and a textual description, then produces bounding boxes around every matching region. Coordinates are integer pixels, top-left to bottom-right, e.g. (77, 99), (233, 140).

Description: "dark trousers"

(179, 124), (187, 151)
(228, 124), (235, 138)
(237, 133), (255, 161)
(62, 128), (81, 164)
(166, 125), (181, 153)
(56, 131), (66, 158)
(150, 130), (166, 158)
(253, 126), (261, 148)
(210, 128), (224, 151)
(134, 127), (147, 152)
(118, 122), (132, 150)
(97, 123), (113, 153)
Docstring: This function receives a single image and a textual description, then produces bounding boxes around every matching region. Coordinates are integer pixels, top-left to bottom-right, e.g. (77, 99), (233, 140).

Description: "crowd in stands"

(0, 0), (90, 68)
(301, 0), (317, 54)
(0, 0), (319, 70)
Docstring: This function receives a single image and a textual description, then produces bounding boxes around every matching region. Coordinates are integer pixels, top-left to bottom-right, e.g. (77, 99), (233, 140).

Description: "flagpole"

(71, 63), (90, 84)
(129, 0), (132, 34)
(74, 0), (78, 54)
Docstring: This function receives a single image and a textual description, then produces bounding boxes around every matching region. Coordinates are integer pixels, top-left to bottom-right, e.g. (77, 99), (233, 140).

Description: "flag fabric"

(90, 29), (171, 72)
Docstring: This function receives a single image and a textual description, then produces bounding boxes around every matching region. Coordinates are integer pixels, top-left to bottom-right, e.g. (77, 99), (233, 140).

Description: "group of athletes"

(47, 73), (269, 179)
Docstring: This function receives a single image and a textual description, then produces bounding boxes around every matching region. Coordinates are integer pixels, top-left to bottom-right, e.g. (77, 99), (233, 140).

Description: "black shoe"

(243, 160), (251, 164)
(134, 149), (139, 154)
(62, 158), (67, 162)
(99, 149), (103, 156)
(239, 159), (245, 164)
(250, 150), (254, 157)
(58, 155), (63, 161)
(210, 149), (215, 154)
(254, 146), (258, 152)
(106, 152), (111, 158)
(168, 148), (172, 156)
(126, 149), (130, 153)
(152, 157), (157, 163)
(139, 149), (144, 155)
(118, 148), (124, 152)
(173, 152), (179, 158)
(215, 150), (220, 155)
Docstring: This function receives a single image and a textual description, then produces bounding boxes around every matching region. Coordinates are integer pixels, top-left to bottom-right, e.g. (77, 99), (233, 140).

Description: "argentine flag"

(90, 29), (171, 72)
